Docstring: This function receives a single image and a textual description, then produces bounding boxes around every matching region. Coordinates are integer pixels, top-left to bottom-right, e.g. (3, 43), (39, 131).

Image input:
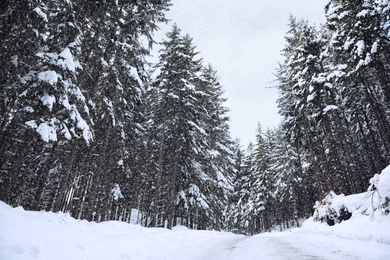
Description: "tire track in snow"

(197, 234), (331, 260)
(197, 235), (248, 260)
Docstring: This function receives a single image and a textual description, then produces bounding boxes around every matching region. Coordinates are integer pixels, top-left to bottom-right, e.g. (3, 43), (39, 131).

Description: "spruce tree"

(0, 0), (171, 222)
(0, 0), (92, 211)
(148, 25), (234, 230)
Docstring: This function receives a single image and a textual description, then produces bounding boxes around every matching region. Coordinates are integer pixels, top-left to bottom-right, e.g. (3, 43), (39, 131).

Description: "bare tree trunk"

(53, 142), (78, 212)
(86, 125), (112, 221)
(34, 142), (58, 211)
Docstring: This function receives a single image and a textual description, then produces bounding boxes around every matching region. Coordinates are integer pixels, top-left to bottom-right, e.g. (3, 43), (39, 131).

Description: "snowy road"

(182, 231), (387, 260)
(1, 202), (390, 260)
(218, 236), (324, 260)
(183, 228), (390, 260)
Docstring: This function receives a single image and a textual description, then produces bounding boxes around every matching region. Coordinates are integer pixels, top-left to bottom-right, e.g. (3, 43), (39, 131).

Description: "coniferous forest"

(1, 0), (389, 235)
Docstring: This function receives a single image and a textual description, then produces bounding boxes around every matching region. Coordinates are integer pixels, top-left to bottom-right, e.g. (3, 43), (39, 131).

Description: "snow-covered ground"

(1, 201), (389, 260)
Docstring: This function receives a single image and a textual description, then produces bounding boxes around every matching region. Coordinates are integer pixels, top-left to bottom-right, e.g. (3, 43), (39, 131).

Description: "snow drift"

(314, 164), (390, 225)
(1, 165), (389, 260)
(1, 199), (390, 260)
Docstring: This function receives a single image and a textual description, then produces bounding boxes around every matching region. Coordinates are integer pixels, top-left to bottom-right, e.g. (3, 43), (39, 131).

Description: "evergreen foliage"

(146, 26), (233, 229)
(272, 0), (390, 230)
(0, 0), (172, 222)
(1, 0), (389, 236)
(276, 1), (390, 197)
(0, 2), (234, 231)
(227, 0), (390, 235)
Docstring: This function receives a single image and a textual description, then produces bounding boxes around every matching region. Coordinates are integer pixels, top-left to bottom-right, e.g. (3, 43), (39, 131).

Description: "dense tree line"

(225, 126), (312, 235)
(1, 0), (389, 235)
(277, 0), (390, 196)
(227, 0), (390, 235)
(0, 0), (170, 221)
(0, 0), (236, 230)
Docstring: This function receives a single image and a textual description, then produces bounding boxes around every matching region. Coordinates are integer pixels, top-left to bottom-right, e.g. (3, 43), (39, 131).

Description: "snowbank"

(371, 164), (390, 206)
(301, 214), (390, 245)
(284, 164), (390, 259)
(1, 200), (390, 260)
(0, 201), (238, 260)
(0, 166), (389, 260)
(314, 164), (390, 226)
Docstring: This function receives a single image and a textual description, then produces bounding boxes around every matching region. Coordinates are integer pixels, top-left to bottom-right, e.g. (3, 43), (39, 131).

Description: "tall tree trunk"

(85, 124), (112, 221)
(53, 142), (78, 212)
(35, 142), (58, 211)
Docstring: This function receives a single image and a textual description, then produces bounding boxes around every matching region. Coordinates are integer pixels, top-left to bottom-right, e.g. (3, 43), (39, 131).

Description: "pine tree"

(197, 65), (234, 230)
(0, 0), (92, 211)
(148, 26), (234, 230)
(57, 0), (169, 221)
(324, 0), (390, 186)
(226, 143), (257, 235)
(252, 126), (276, 232)
(0, 0), (171, 223)
(275, 2), (390, 207)
(149, 25), (210, 228)
(277, 16), (359, 196)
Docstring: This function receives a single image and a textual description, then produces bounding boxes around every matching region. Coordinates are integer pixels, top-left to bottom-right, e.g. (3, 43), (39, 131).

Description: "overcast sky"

(152, 0), (329, 147)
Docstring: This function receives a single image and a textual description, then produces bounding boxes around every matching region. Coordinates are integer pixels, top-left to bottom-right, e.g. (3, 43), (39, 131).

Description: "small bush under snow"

(314, 165), (390, 225)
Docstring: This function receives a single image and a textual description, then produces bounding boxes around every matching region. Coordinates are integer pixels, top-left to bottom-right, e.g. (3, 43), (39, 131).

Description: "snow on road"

(196, 230), (389, 260)
(1, 201), (389, 260)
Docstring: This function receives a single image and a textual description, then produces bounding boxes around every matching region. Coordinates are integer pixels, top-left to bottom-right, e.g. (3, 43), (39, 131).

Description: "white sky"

(152, 0), (328, 147)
